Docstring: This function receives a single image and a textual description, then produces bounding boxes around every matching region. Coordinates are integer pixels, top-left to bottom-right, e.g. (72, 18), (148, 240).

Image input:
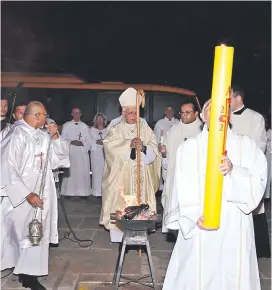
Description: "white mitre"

(119, 87), (142, 108)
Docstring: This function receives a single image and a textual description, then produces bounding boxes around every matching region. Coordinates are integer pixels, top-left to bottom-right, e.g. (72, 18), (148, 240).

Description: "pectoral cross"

(98, 132), (103, 140)
(34, 152), (44, 170)
(78, 132), (82, 140)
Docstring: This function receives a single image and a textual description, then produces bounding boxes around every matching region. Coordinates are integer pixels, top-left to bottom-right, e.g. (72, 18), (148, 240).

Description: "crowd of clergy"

(0, 85), (271, 290)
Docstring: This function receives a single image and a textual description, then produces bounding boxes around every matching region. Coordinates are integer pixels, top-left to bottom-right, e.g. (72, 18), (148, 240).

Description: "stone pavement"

(1, 196), (271, 290)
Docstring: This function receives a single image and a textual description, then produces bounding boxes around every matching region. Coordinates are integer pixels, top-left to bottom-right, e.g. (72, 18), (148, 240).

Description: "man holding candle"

(159, 100), (203, 233)
(154, 106), (179, 144)
(100, 87), (161, 242)
(154, 106), (179, 191)
(163, 99), (267, 290)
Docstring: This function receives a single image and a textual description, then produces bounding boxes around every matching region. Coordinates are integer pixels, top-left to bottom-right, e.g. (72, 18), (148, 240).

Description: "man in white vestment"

(89, 113), (108, 197)
(154, 106), (179, 191)
(230, 85), (270, 258)
(61, 108), (92, 198)
(160, 100), (203, 233)
(0, 103), (26, 142)
(100, 88), (161, 242)
(163, 99), (267, 290)
(1, 102), (70, 290)
(154, 106), (179, 143)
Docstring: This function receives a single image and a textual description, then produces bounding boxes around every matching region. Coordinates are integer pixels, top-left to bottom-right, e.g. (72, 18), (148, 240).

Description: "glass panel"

(152, 92), (190, 123)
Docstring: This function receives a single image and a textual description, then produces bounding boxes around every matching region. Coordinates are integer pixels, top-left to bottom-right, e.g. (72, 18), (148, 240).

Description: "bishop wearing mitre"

(100, 88), (161, 242)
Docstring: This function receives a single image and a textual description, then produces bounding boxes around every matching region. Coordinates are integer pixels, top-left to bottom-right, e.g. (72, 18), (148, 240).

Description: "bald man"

(61, 108), (92, 198)
(1, 101), (70, 289)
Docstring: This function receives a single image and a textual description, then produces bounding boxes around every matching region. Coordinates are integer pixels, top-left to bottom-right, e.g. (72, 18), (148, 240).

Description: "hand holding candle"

(160, 128), (164, 145)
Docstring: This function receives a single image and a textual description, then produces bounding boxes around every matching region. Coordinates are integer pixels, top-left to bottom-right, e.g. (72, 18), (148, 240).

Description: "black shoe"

(19, 274), (47, 290)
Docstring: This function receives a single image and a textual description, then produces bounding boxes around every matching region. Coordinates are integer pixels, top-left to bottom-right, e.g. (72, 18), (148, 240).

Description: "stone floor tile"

(58, 215), (85, 229)
(91, 230), (119, 250)
(258, 258), (272, 279)
(261, 278), (272, 290)
(79, 217), (105, 230)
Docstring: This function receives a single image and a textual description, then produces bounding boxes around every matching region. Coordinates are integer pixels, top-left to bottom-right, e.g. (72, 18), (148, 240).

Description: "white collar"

(232, 105), (245, 113)
(164, 117), (174, 121)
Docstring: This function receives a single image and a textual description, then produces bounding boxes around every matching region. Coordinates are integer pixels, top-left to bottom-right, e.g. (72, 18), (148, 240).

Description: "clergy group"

(0, 85), (271, 290)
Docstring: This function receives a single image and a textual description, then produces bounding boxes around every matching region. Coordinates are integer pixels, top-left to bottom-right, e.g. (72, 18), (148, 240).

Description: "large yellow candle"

(202, 45), (234, 229)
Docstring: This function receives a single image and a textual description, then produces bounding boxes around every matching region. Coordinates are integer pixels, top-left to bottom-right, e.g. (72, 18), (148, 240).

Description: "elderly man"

(160, 100), (203, 233)
(230, 85), (270, 258)
(1, 101), (70, 290)
(0, 103), (26, 141)
(61, 108), (92, 198)
(100, 87), (161, 242)
(163, 99), (267, 290)
(108, 107), (147, 129)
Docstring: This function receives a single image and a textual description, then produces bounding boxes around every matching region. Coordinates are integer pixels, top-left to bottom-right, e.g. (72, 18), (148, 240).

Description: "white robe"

(161, 118), (203, 233)
(89, 127), (108, 196)
(231, 107), (267, 214)
(154, 117), (179, 190)
(1, 120), (70, 276)
(264, 129), (271, 198)
(0, 123), (12, 142)
(163, 126), (267, 290)
(154, 117), (179, 143)
(61, 120), (92, 196)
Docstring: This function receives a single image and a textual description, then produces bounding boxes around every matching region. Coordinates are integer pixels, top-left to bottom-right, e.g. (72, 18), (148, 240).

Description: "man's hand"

(197, 216), (216, 231)
(96, 140), (103, 145)
(219, 155), (233, 176)
(130, 138), (143, 151)
(71, 140), (83, 146)
(26, 193), (43, 209)
(158, 144), (166, 158)
(46, 123), (59, 140)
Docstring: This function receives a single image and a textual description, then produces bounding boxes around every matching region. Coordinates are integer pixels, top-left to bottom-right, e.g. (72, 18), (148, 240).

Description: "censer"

(28, 123), (54, 246)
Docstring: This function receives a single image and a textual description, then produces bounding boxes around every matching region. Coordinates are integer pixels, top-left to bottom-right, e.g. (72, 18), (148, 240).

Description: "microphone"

(45, 118), (59, 136)
(46, 118), (56, 125)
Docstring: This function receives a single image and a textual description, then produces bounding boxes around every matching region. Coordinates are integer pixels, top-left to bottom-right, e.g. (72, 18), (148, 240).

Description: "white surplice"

(1, 120), (70, 276)
(154, 117), (179, 143)
(163, 126), (267, 290)
(61, 120), (92, 196)
(89, 126), (108, 196)
(231, 107), (267, 214)
(161, 118), (203, 233)
(0, 123), (12, 142)
(154, 117), (179, 190)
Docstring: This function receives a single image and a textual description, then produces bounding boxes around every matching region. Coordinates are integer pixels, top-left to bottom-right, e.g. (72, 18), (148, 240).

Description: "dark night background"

(1, 1), (271, 117)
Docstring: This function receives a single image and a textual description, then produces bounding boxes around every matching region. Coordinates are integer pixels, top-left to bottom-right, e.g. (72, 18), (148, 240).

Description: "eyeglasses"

(35, 113), (49, 118)
(127, 112), (137, 116)
(179, 111), (194, 116)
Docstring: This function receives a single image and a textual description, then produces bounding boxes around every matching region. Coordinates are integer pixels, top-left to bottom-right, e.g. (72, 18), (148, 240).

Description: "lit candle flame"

(120, 184), (137, 208)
